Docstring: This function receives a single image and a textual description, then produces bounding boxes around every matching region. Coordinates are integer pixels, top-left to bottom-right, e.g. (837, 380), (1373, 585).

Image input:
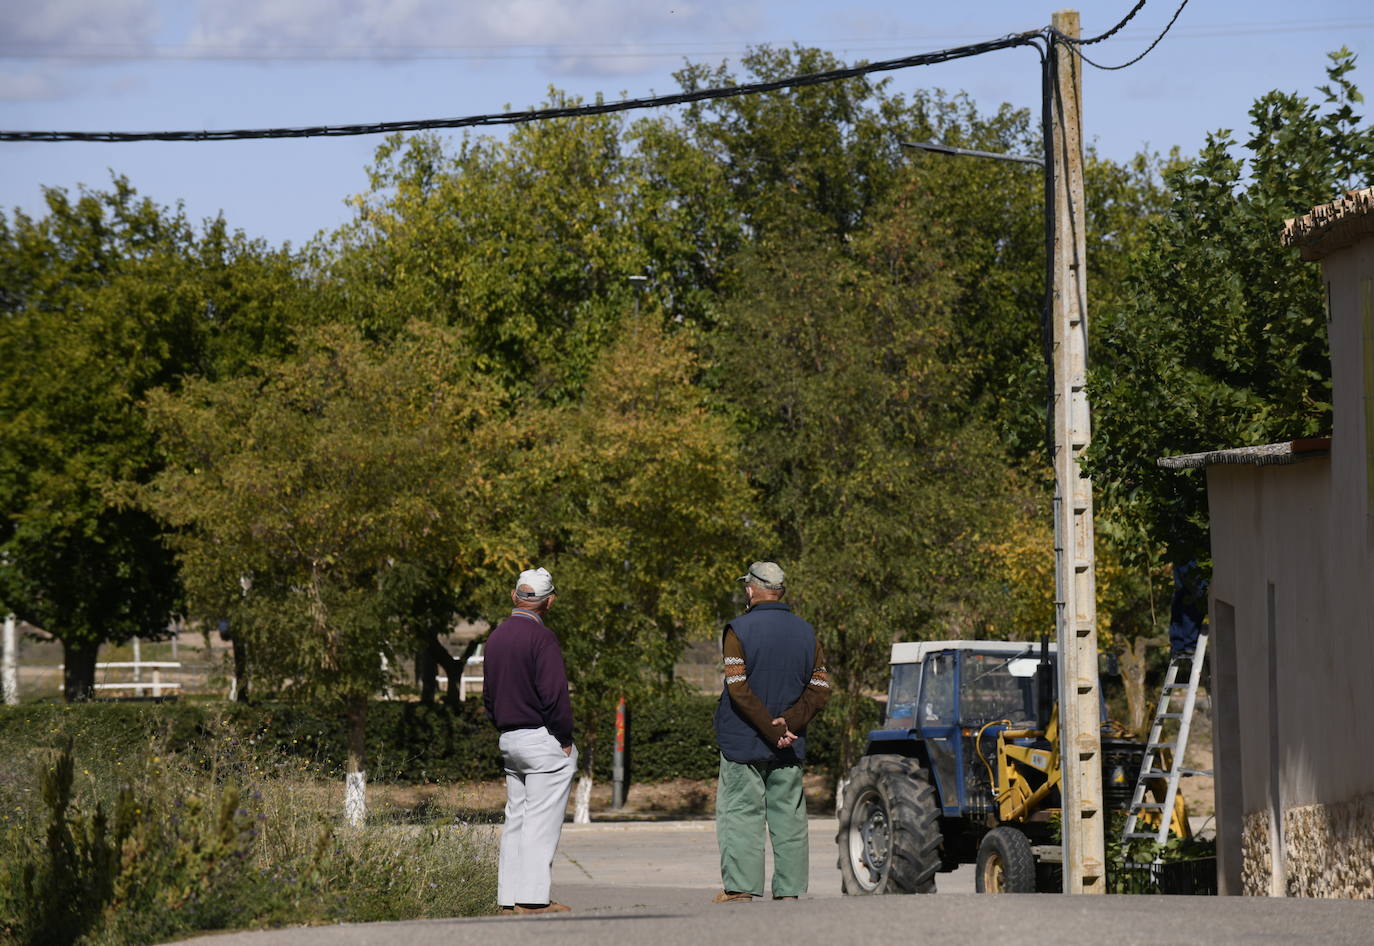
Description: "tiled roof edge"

(1157, 437), (1331, 470)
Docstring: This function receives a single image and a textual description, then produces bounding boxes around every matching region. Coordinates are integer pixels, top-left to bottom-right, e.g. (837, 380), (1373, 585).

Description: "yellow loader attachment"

(981, 710), (1190, 839)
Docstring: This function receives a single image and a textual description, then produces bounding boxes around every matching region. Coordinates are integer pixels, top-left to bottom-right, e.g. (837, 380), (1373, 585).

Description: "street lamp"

(898, 139), (1044, 167)
(628, 274), (648, 316)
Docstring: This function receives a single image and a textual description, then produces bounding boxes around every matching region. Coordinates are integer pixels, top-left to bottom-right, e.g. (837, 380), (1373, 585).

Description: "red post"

(612, 695), (626, 809)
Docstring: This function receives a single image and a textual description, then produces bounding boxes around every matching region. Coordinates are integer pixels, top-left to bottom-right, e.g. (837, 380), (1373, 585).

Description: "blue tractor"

(836, 640), (1177, 894)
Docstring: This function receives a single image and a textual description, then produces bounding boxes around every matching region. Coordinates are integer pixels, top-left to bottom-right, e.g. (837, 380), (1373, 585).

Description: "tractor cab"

(865, 640), (1057, 818)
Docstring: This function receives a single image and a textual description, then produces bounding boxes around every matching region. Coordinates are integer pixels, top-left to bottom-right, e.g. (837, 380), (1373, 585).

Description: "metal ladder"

(1122, 631), (1210, 844)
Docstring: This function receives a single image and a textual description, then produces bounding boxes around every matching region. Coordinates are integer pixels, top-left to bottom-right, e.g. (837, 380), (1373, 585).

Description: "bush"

(0, 736), (498, 946)
(1102, 811), (1218, 895)
(605, 693), (719, 782)
(594, 690), (867, 783)
(0, 701), (505, 786)
(0, 691), (858, 794)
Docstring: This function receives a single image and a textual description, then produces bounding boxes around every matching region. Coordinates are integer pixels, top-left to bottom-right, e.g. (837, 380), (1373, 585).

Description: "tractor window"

(918, 652), (956, 725)
(885, 664), (922, 729)
(960, 652), (1037, 725)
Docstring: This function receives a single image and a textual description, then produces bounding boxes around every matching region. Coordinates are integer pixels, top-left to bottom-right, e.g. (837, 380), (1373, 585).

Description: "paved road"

(551, 817), (972, 896)
(177, 819), (1374, 946)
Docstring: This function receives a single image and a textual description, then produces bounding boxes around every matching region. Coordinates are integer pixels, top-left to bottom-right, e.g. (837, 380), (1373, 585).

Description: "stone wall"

(1241, 809), (1274, 896)
(1284, 792), (1374, 898)
(1242, 792), (1374, 898)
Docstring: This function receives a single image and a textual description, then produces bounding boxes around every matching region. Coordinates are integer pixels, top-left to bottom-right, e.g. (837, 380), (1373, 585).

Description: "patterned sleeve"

(722, 627), (788, 743)
(781, 638), (832, 732)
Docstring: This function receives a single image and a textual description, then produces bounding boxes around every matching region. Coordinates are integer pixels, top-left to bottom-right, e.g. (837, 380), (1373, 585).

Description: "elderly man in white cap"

(482, 567), (577, 915)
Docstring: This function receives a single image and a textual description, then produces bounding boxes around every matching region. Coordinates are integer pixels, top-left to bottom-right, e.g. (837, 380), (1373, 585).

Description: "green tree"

(0, 179), (304, 699)
(673, 46), (908, 241)
(1086, 49), (1374, 576)
(533, 315), (761, 801)
(672, 60), (1174, 729)
(326, 100), (736, 401)
(708, 229), (1017, 767)
(145, 322), (524, 822)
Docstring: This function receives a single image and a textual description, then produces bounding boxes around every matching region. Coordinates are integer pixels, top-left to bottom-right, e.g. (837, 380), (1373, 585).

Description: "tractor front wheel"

(836, 755), (942, 895)
(975, 826), (1036, 893)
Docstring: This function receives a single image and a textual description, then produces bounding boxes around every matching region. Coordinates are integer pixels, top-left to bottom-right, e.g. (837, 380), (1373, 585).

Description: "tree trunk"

(344, 696), (367, 827)
(2, 614), (18, 705)
(574, 744), (592, 824)
(454, 636), (484, 704)
(416, 645), (437, 704)
(62, 638), (99, 702)
(424, 633), (484, 708)
(1119, 637), (1160, 738)
(574, 776), (592, 824)
(231, 635), (249, 703)
(838, 674), (865, 775)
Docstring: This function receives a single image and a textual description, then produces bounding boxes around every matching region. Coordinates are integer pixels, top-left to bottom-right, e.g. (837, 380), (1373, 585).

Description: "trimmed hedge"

(0, 700), (502, 784)
(0, 692), (871, 785)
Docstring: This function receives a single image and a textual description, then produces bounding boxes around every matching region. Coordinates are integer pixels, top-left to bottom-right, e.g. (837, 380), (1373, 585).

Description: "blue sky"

(1, 0), (1369, 248)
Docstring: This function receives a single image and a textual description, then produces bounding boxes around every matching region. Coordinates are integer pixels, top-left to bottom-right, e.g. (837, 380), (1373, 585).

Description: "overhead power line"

(0, 30), (1042, 143)
(1060, 0), (1190, 70)
(2, 2), (1205, 145)
(1071, 0), (1149, 45)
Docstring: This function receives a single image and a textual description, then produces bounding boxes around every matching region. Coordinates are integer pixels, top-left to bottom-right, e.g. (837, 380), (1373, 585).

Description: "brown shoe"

(773, 896), (799, 901)
(712, 891), (754, 903)
(498, 906), (516, 916)
(513, 902), (572, 915)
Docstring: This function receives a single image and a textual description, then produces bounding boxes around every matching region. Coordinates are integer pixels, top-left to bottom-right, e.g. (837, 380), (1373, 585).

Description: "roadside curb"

(560, 815), (836, 832)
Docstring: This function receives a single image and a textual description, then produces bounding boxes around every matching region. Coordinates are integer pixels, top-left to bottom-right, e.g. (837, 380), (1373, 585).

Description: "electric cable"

(0, 30), (1039, 143)
(1038, 41), (1058, 469)
(1066, 1), (1150, 46)
(1064, 0), (1189, 71)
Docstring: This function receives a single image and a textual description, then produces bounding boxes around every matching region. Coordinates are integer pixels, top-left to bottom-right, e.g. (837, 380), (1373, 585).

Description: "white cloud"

(0, 0), (767, 102)
(184, 0), (757, 75)
(188, 0), (696, 48)
(0, 0), (157, 101)
(0, 0), (159, 51)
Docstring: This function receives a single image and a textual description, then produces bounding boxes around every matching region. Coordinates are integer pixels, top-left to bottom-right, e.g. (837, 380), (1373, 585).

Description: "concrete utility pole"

(1049, 8), (1106, 895)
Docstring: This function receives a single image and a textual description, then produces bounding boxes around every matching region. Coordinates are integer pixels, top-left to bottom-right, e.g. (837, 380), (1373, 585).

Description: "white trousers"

(497, 726), (578, 907)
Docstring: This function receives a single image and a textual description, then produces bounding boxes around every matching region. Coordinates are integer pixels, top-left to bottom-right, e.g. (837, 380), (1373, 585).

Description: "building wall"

(1205, 234), (1374, 897)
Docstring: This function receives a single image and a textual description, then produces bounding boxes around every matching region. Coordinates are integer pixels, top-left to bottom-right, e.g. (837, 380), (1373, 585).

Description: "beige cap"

(738, 561), (785, 589)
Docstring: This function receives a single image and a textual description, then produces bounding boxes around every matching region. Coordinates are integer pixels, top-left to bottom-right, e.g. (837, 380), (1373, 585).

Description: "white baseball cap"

(515, 567), (555, 600)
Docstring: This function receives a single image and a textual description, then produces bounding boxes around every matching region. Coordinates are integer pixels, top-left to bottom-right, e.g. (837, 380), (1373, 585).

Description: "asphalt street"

(174, 819), (1374, 946)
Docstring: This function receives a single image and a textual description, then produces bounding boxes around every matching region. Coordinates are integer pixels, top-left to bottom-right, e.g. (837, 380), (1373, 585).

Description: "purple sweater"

(482, 612), (574, 746)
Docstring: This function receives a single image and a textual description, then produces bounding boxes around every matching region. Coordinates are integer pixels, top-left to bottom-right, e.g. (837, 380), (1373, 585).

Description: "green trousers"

(715, 753), (808, 898)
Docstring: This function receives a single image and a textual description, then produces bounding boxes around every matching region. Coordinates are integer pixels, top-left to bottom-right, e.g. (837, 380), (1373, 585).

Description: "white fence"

(12, 633), (482, 702)
(90, 661), (182, 697)
(50, 659), (183, 698)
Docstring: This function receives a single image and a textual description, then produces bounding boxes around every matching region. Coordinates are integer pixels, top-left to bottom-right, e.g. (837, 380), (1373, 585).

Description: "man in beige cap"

(712, 562), (831, 902)
(483, 567), (577, 915)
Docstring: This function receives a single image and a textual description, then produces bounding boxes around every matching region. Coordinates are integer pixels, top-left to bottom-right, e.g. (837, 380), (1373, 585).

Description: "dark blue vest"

(713, 601), (816, 764)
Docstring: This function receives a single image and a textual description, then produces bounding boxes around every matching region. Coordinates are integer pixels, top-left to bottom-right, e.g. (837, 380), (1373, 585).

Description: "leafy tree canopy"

(532, 314), (763, 770)
(0, 178), (306, 699)
(145, 321), (526, 705)
(1086, 49), (1374, 570)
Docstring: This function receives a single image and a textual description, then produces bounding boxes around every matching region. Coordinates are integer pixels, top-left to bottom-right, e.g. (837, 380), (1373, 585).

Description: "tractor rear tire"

(836, 755), (942, 895)
(975, 826), (1036, 893)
